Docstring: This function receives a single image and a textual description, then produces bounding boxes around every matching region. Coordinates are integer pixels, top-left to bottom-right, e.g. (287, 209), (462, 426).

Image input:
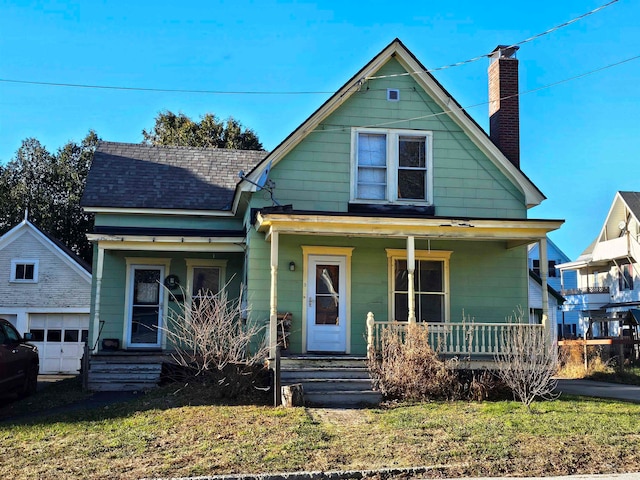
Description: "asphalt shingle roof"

(620, 191), (640, 220)
(81, 142), (267, 211)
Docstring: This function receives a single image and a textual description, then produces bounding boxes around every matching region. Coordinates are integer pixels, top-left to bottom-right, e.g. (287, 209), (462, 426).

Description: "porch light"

(289, 261), (296, 271)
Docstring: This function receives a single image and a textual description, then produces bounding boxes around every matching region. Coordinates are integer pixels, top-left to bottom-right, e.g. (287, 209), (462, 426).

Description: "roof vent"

(387, 88), (400, 102)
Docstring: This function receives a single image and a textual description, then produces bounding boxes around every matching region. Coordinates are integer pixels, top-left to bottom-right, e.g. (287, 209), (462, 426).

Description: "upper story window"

(532, 260), (557, 278)
(10, 259), (38, 283)
(351, 128), (433, 204)
(619, 264), (634, 291)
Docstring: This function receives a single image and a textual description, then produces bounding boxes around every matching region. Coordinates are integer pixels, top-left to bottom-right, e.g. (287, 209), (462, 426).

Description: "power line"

(0, 78), (335, 95)
(366, 0), (619, 80)
(315, 54), (640, 132)
(0, 0), (618, 96)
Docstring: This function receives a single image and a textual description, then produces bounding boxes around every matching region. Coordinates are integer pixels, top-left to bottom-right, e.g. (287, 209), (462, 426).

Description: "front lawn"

(2, 384), (640, 479)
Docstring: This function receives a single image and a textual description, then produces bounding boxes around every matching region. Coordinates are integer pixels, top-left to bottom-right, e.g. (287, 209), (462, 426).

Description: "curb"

(143, 469), (640, 480)
(145, 466), (438, 480)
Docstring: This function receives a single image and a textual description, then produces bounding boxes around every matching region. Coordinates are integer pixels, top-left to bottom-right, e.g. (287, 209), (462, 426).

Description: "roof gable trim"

(235, 38), (545, 212)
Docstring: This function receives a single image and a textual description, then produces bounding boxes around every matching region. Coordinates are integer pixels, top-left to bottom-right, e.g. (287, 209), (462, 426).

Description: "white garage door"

(29, 313), (89, 374)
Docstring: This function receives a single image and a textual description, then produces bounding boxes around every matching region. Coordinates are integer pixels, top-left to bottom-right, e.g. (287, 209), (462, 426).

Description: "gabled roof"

(596, 191), (640, 242)
(0, 219), (92, 280)
(237, 37), (546, 211)
(556, 191), (640, 270)
(82, 142), (266, 212)
(529, 269), (565, 304)
(619, 191), (640, 219)
(528, 236), (572, 264)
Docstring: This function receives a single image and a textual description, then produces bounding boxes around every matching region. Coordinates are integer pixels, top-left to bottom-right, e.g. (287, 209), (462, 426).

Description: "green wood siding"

(88, 249), (245, 348)
(245, 231), (528, 355)
(94, 213), (244, 231)
(249, 57), (526, 219)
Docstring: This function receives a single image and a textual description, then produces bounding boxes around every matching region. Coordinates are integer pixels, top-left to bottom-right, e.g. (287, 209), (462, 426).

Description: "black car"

(0, 318), (39, 398)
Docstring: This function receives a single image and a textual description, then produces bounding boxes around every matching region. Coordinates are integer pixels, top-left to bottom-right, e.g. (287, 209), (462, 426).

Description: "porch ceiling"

(256, 212), (563, 246)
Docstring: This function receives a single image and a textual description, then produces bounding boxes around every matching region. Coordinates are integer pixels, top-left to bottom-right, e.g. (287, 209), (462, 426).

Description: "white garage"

(0, 219), (92, 376)
(29, 313), (90, 374)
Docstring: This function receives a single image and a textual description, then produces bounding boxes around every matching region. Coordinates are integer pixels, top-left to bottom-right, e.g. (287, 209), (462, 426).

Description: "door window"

(131, 267), (162, 345)
(314, 265), (340, 325)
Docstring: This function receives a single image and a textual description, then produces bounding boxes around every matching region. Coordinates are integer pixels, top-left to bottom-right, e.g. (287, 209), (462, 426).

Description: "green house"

(81, 39), (563, 394)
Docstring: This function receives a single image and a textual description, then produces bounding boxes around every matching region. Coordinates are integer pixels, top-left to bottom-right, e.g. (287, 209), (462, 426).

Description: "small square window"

(10, 259), (38, 283)
(47, 330), (62, 342)
(387, 89), (400, 102)
(30, 329), (45, 342)
(64, 330), (79, 342)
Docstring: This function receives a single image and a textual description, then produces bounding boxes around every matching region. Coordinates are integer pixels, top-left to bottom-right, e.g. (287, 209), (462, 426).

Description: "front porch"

(256, 211), (562, 360)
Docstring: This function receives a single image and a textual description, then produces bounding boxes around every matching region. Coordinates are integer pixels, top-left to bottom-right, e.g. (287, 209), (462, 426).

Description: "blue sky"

(1, 0), (638, 260)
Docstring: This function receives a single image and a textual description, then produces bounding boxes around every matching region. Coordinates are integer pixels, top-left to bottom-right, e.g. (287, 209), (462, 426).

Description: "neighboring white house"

(0, 218), (92, 374)
(528, 238), (577, 338)
(556, 192), (640, 341)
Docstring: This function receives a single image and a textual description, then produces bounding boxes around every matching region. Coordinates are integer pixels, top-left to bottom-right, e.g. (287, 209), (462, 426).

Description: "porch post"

(269, 231), (279, 358)
(539, 237), (551, 345)
(407, 236), (416, 324)
(91, 246), (105, 353)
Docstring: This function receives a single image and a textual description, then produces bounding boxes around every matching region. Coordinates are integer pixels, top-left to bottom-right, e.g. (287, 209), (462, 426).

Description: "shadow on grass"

(0, 377), (272, 428)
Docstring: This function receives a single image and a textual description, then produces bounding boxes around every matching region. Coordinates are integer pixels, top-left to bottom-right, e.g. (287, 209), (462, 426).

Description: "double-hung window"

(10, 259), (38, 283)
(352, 128), (433, 204)
(386, 249), (451, 323)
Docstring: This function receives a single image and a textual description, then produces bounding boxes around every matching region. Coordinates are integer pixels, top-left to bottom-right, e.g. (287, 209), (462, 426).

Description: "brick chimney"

(488, 45), (520, 168)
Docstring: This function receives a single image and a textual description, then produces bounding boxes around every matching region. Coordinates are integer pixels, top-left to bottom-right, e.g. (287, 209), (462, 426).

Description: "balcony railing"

(365, 312), (544, 358)
(561, 286), (610, 296)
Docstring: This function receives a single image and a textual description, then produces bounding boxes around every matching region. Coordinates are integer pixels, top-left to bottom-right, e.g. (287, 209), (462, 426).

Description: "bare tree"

(494, 309), (559, 410)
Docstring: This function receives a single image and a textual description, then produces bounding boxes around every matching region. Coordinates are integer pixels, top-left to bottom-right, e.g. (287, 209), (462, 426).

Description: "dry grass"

(2, 383), (640, 479)
(557, 341), (617, 379)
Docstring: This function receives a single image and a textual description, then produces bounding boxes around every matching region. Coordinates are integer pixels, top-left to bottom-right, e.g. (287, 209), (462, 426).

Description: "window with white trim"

(352, 128), (433, 203)
(10, 259), (38, 283)
(387, 249), (451, 322)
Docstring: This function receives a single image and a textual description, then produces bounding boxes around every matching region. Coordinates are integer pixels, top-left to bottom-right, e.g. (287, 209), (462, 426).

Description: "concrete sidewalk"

(555, 378), (640, 403)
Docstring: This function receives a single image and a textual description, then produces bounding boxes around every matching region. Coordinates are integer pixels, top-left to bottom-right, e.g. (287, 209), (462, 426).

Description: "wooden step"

(304, 390), (382, 406)
(279, 355), (379, 406)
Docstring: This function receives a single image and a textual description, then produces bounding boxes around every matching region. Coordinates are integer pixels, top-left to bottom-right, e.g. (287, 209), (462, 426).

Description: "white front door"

(128, 265), (164, 348)
(306, 255), (347, 353)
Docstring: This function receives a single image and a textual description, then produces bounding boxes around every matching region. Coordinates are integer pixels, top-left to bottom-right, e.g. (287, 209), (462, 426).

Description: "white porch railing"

(366, 312), (545, 358)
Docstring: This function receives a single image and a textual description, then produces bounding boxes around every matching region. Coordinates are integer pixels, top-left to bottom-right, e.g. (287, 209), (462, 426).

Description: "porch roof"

(87, 225), (246, 252)
(255, 210), (564, 247)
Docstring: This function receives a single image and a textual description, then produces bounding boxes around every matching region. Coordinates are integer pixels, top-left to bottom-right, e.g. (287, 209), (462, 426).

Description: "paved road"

(555, 378), (640, 403)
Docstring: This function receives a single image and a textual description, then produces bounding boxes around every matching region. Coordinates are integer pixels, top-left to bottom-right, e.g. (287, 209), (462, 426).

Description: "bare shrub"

(494, 310), (559, 410)
(368, 323), (462, 401)
(161, 286), (270, 400)
(557, 341), (613, 379)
